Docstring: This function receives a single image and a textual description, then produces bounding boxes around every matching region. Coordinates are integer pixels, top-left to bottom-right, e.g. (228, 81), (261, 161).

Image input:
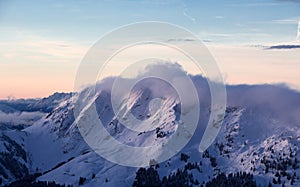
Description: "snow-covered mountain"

(0, 93), (72, 130)
(0, 92), (72, 113)
(0, 72), (299, 186)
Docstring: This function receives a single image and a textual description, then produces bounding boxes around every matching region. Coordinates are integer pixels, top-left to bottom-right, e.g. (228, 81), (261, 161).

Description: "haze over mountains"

(0, 64), (299, 186)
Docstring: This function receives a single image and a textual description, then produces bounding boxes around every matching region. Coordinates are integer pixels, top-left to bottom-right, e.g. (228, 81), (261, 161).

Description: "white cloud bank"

(0, 111), (45, 126)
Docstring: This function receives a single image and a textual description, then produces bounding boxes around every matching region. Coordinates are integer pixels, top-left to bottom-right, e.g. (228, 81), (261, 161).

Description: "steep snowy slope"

(0, 130), (28, 185)
(23, 82), (183, 186)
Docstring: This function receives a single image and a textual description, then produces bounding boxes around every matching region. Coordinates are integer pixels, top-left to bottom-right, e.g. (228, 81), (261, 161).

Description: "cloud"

(227, 83), (300, 127)
(198, 32), (272, 43)
(0, 111), (45, 126)
(202, 39), (212, 43)
(183, 11), (196, 22)
(276, 0), (300, 4)
(265, 44), (300, 50)
(272, 17), (299, 25)
(181, 65), (300, 127)
(93, 63), (300, 129)
(198, 32), (233, 38)
(166, 38), (196, 42)
(117, 0), (173, 5)
(215, 16), (224, 19)
(230, 2), (279, 7)
(250, 44), (300, 50)
(0, 27), (88, 63)
(182, 2), (196, 23)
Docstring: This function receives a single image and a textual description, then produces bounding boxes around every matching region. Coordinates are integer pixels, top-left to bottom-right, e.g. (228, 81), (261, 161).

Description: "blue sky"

(1, 0), (299, 44)
(0, 0), (300, 98)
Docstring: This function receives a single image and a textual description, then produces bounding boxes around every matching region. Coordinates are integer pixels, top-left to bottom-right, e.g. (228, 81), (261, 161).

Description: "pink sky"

(1, 40), (299, 99)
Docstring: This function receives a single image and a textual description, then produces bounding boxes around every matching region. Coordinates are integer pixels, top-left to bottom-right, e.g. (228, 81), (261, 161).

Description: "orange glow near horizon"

(1, 43), (300, 99)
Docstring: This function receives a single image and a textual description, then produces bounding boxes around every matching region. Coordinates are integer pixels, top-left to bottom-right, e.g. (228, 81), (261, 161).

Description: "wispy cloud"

(265, 44), (300, 50)
(276, 0), (300, 4)
(229, 2), (279, 7)
(249, 44), (300, 50)
(0, 111), (45, 126)
(272, 17), (299, 24)
(199, 32), (233, 38)
(0, 29), (88, 63)
(215, 16), (224, 19)
(113, 0), (173, 6)
(183, 11), (196, 22)
(198, 31), (272, 40)
(182, 2), (196, 23)
(166, 38), (196, 42)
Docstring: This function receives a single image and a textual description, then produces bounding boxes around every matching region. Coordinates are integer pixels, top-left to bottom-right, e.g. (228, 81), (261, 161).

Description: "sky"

(0, 0), (300, 99)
